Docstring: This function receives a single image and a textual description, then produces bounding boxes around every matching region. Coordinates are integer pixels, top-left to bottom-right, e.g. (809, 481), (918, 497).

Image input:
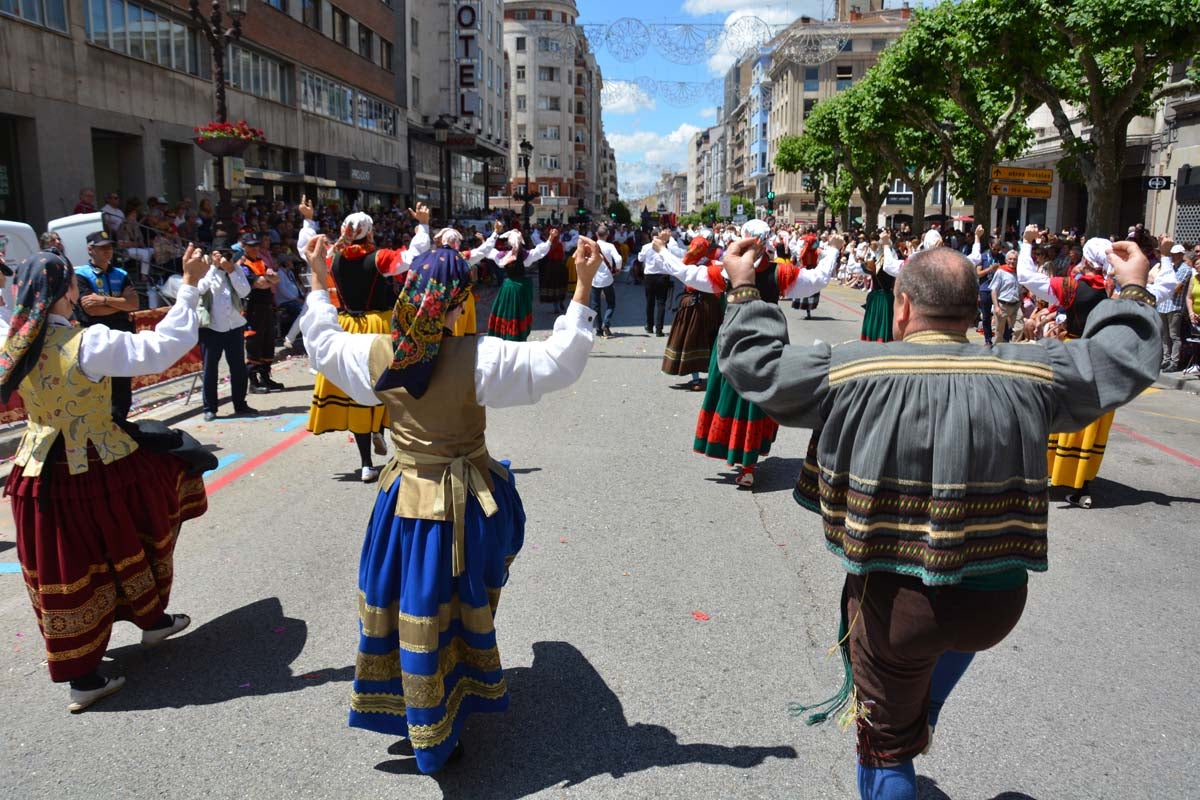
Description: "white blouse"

(1016, 242), (1179, 305)
(297, 220), (432, 277)
(0, 285), (201, 383)
(299, 290), (596, 409)
(654, 242), (840, 300)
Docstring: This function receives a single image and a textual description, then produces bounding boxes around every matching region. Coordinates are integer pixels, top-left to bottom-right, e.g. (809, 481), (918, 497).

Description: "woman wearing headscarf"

(1017, 225), (1180, 507)
(298, 200), (432, 482)
(1, 246), (213, 712)
(658, 230), (724, 391)
(299, 232), (601, 774)
(654, 219), (842, 487)
(486, 228), (553, 341)
(860, 230), (904, 342)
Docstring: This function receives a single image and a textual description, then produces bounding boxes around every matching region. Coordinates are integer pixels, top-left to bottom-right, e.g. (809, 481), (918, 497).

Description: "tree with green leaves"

(698, 195), (754, 223)
(605, 200), (633, 226)
(800, 90), (892, 230)
(874, 0), (1036, 231)
(776, 132), (842, 227)
(983, 0), (1200, 235)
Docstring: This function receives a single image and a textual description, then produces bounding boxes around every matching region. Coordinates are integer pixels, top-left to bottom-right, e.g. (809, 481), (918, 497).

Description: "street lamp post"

(511, 138), (539, 231)
(433, 116), (450, 225)
(189, 0), (246, 233)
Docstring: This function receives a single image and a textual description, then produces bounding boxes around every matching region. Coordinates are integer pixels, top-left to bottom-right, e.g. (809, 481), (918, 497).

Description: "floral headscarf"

(0, 252), (72, 403)
(373, 246), (474, 398)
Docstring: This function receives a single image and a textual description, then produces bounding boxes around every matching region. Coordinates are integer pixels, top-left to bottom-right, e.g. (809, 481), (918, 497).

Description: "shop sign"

(455, 2), (482, 118)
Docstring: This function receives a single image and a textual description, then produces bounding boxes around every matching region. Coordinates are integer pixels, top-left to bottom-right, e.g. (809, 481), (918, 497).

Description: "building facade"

(405, 0), (509, 221)
(500, 0), (613, 224)
(1, 0), (407, 228)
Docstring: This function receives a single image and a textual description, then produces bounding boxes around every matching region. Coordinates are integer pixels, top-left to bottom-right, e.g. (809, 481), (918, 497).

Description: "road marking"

(821, 293), (868, 319)
(274, 414), (309, 432)
(1111, 423), (1200, 468)
(0, 563), (19, 574)
(206, 430), (312, 495)
(205, 453), (244, 476)
(1141, 388), (1162, 396)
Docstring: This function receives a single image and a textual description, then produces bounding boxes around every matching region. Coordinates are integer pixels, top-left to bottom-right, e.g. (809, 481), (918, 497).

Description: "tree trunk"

(1084, 124), (1126, 237)
(910, 182), (929, 232)
(973, 172), (994, 239)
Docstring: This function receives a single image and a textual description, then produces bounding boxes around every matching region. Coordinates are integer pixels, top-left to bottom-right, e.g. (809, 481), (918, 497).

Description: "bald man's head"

(896, 248), (979, 324)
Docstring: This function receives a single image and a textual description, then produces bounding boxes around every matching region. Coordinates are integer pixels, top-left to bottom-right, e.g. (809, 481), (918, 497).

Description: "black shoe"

(264, 378), (286, 392)
(644, 325), (653, 334)
(202, 411), (216, 422)
(249, 384), (270, 394)
(604, 327), (613, 338)
(655, 330), (665, 337)
(232, 404), (258, 416)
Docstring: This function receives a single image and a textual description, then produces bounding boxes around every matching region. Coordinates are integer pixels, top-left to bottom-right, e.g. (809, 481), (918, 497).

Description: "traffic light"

(767, 190), (775, 212)
(610, 212), (616, 219)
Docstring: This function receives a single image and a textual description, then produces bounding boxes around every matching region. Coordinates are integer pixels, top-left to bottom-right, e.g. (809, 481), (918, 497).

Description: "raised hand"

(299, 195), (315, 221)
(410, 203), (431, 227)
(573, 237), (601, 305)
(1107, 240), (1150, 289)
(722, 237), (762, 288)
(182, 244), (207, 286)
(304, 234), (330, 291)
(1024, 224), (1039, 244)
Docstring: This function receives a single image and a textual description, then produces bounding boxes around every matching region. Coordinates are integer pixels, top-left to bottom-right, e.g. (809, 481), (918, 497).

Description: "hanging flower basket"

(193, 120), (265, 157)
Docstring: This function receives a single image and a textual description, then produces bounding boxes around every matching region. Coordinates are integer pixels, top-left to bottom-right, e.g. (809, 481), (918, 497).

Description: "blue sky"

(580, 0), (835, 199)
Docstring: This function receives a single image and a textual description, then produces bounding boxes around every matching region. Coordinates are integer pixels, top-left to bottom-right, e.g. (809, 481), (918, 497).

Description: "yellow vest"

(14, 326), (137, 476)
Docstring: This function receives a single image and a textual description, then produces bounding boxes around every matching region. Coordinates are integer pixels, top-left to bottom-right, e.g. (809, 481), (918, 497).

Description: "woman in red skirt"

(0, 246), (212, 712)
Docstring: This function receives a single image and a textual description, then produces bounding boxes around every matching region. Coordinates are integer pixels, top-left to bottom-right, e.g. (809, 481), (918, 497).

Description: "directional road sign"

(991, 166), (1053, 184)
(1143, 176), (1173, 191)
(989, 181), (1052, 199)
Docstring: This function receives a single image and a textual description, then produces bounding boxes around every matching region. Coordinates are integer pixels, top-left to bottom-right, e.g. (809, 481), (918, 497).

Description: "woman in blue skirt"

(300, 231), (601, 773)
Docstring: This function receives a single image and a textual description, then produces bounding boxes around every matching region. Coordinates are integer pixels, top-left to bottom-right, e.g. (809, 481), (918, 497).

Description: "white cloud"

(681, 0), (765, 13)
(610, 122), (702, 196)
(706, 7), (801, 76)
(699, 106), (718, 120)
(602, 81), (657, 115)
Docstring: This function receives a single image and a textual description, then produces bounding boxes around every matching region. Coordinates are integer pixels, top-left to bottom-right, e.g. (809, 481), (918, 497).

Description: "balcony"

(575, 86), (586, 96)
(575, 143), (587, 152)
(575, 115), (586, 124)
(575, 170), (587, 180)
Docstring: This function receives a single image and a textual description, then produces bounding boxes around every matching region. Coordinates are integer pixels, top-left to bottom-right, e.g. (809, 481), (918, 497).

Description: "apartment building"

(1, 0), (406, 227)
(405, 0), (509, 219)
(764, 2), (913, 224)
(688, 122), (727, 212)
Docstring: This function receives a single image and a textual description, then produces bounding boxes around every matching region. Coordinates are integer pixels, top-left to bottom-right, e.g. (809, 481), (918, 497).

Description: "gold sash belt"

(379, 444), (503, 577)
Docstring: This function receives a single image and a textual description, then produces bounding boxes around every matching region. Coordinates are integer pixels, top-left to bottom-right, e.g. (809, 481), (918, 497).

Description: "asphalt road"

(1, 278), (1198, 800)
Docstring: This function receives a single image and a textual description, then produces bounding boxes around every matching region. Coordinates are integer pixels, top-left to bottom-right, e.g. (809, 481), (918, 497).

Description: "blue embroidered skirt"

(349, 462), (526, 773)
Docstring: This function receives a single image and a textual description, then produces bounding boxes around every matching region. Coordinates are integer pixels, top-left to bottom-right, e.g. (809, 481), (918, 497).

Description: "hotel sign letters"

(455, 2), (482, 118)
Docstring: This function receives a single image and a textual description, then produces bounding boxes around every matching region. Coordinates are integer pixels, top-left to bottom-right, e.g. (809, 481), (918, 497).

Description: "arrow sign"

(989, 182), (1052, 199)
(1143, 176), (1172, 191)
(991, 166), (1053, 184)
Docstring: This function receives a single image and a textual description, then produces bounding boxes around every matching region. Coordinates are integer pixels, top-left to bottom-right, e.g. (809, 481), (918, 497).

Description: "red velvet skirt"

(5, 446), (208, 681)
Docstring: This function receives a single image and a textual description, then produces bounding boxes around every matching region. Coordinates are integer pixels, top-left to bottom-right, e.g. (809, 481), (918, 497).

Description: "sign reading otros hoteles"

(455, 3), (483, 118)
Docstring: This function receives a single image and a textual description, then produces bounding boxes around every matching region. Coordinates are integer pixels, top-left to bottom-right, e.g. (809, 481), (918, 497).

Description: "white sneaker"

(68, 676), (126, 713)
(142, 613), (191, 646)
(735, 469), (755, 488)
(361, 466), (380, 483)
(1184, 365), (1199, 375)
(372, 432), (388, 456)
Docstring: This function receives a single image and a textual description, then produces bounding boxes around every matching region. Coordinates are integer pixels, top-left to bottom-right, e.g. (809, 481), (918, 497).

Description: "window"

(803, 99), (817, 118)
(803, 66), (818, 93)
(332, 8), (348, 45)
(539, 125), (560, 140)
(539, 183), (551, 197)
(302, 0), (320, 29)
(487, 56), (493, 90)
(227, 43), (291, 103)
(515, 36), (525, 51)
(515, 65), (526, 81)
(537, 66), (558, 82)
(840, 39), (852, 52)
(871, 38), (887, 52)
(2, 0), (66, 29)
(264, 0), (286, 13)
(516, 94), (526, 111)
(517, 124), (527, 140)
(892, 179), (911, 193)
(358, 25), (373, 59)
(86, 0), (205, 75)
(380, 40), (392, 71)
(537, 36), (560, 53)
(411, 75), (420, 102)
(538, 154), (559, 170)
(357, 94), (398, 136)
(301, 70), (354, 124)
(836, 64), (853, 91)
(410, 16), (418, 47)
(536, 95), (560, 111)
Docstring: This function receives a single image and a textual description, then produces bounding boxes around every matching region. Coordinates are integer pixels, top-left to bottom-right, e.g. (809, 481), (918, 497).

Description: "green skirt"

(487, 277), (534, 341)
(693, 346), (779, 468)
(860, 288), (894, 342)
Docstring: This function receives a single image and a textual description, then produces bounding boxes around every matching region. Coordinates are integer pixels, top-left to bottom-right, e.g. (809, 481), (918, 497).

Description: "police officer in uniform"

(238, 232), (283, 393)
(75, 230), (139, 422)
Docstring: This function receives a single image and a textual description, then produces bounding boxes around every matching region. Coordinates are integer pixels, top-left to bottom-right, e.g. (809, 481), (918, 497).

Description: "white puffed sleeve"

(298, 290), (381, 407)
(474, 302), (596, 408)
(77, 284), (201, 381)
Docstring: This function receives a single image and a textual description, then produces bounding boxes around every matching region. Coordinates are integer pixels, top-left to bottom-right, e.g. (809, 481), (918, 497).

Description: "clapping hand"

(182, 243), (208, 286)
(722, 237), (762, 288)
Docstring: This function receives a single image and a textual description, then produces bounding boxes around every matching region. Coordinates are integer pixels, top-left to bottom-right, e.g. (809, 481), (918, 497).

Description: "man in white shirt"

(592, 224), (622, 337)
(197, 249), (257, 421)
(100, 192), (125, 237)
(991, 250), (1022, 343)
(639, 227), (683, 336)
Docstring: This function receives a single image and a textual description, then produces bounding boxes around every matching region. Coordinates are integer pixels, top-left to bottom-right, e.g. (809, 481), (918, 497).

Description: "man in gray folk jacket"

(716, 236), (1162, 800)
